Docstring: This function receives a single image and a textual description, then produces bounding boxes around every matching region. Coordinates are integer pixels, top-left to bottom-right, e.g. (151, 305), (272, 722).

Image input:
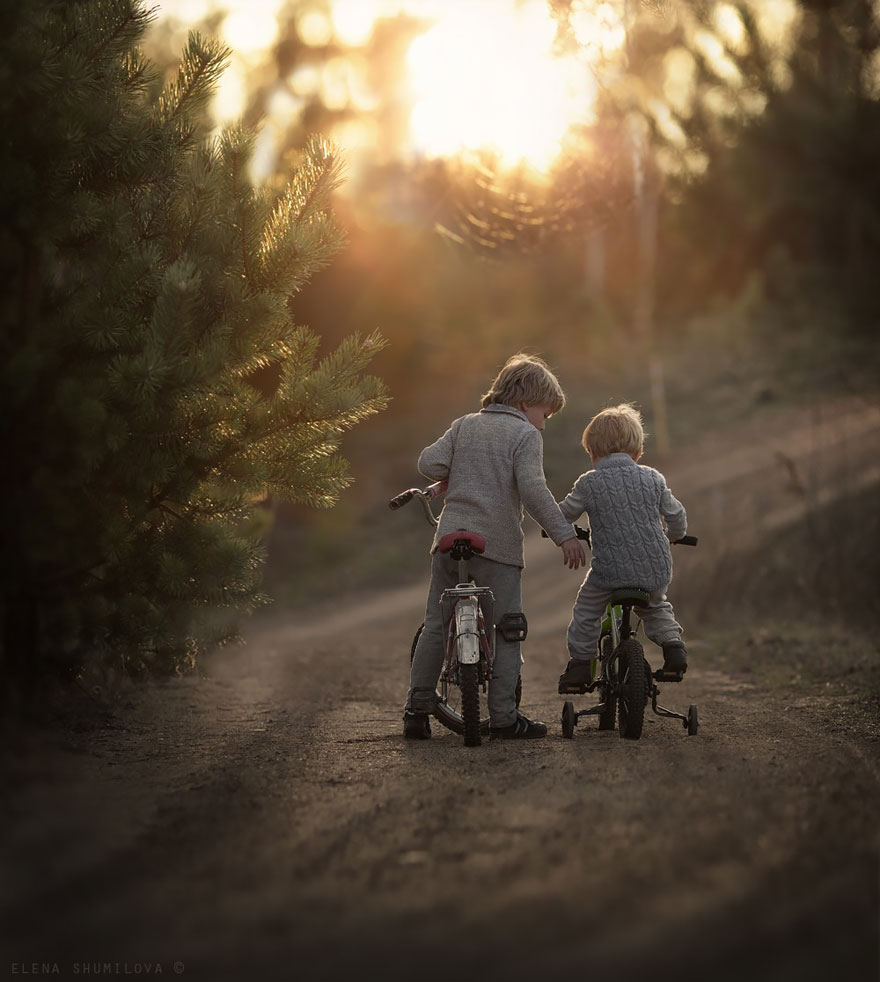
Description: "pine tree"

(0, 0), (388, 684)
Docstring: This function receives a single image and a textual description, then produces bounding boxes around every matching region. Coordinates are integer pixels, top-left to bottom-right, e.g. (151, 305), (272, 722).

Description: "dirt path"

(2, 396), (879, 982)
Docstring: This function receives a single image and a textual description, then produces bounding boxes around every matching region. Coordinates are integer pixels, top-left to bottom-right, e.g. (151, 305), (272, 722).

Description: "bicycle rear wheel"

(460, 663), (481, 746)
(617, 639), (647, 740)
(409, 624), (490, 736)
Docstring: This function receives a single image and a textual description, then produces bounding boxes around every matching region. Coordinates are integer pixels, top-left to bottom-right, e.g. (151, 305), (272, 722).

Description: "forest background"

(4, 0), (879, 688)
(145, 0), (880, 612)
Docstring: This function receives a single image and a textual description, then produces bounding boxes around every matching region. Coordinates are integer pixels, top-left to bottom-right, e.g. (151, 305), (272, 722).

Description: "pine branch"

(82, 1), (153, 73)
(155, 31), (230, 139)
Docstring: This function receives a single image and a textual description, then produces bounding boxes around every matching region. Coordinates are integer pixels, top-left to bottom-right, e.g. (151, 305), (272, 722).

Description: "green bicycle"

(558, 527), (699, 741)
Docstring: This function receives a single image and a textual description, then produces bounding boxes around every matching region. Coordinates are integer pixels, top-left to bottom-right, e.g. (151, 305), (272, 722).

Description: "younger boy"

(557, 403), (689, 693)
(404, 354), (586, 740)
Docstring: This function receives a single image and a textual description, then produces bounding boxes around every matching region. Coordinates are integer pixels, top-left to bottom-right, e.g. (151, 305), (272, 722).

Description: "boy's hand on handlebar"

(561, 537), (587, 569)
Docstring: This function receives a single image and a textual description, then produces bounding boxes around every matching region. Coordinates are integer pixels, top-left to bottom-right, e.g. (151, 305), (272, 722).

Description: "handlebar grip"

(674, 534), (698, 546)
(388, 489), (415, 510)
(542, 525), (591, 544)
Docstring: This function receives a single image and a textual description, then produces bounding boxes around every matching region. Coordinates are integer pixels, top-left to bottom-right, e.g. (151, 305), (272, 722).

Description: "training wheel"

(687, 704), (699, 736)
(561, 700), (576, 739)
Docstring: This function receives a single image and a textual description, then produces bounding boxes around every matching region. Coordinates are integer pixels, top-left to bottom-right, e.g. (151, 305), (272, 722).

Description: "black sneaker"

(489, 712), (548, 740)
(403, 711), (431, 739)
(656, 641), (687, 682)
(558, 658), (592, 694)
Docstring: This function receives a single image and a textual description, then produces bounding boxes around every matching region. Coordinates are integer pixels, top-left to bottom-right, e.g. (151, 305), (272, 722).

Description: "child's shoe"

(489, 712), (547, 740)
(558, 658), (592, 694)
(403, 710), (431, 739)
(656, 641), (687, 682)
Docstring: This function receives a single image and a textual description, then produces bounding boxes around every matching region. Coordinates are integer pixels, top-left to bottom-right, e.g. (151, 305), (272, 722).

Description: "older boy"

(404, 354), (586, 740)
(557, 403), (689, 693)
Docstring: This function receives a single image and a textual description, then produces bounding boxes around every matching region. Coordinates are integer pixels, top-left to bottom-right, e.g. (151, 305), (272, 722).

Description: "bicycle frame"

(601, 602), (632, 655)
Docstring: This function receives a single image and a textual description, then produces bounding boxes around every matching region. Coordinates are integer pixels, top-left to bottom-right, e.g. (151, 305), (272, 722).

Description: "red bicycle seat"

(437, 530), (486, 554)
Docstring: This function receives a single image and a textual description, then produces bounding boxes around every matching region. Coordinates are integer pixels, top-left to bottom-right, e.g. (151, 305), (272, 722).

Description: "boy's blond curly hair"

(481, 354), (565, 413)
(582, 403), (644, 458)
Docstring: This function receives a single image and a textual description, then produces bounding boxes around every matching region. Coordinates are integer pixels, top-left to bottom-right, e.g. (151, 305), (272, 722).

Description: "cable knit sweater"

(558, 453), (687, 591)
(418, 404), (576, 568)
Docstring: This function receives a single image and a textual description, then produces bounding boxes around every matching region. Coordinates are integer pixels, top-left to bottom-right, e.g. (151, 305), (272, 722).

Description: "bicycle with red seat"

(554, 525), (699, 741)
(389, 481), (525, 747)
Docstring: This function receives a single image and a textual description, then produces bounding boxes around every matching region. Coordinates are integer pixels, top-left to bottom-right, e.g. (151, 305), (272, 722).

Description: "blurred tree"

(656, 0), (880, 332)
(0, 0), (388, 687)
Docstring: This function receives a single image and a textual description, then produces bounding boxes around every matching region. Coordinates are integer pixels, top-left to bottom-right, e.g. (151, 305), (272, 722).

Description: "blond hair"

(582, 404), (644, 458)
(481, 354), (565, 413)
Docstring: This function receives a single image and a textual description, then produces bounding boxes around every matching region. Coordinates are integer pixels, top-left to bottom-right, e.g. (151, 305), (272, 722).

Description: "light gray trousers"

(406, 551), (523, 727)
(567, 569), (682, 661)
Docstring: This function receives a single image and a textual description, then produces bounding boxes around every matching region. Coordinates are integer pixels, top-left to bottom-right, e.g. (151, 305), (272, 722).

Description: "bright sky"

(151, 0), (628, 176)
(150, 0), (800, 178)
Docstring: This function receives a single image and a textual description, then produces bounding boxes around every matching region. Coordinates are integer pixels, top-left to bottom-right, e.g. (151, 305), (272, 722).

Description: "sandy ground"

(2, 395), (879, 982)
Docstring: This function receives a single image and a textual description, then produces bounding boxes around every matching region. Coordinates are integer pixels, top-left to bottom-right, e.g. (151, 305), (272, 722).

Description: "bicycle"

(389, 481), (525, 747)
(556, 526), (699, 741)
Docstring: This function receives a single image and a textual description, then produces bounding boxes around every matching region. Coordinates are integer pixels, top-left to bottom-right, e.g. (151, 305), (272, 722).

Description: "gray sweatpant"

(567, 569), (682, 661)
(406, 551), (523, 727)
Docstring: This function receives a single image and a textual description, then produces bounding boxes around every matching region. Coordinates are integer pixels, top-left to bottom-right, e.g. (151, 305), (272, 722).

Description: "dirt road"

(2, 396), (879, 982)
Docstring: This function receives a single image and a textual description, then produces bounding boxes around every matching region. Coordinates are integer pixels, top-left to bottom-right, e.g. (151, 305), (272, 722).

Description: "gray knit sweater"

(559, 453), (687, 591)
(418, 404), (576, 568)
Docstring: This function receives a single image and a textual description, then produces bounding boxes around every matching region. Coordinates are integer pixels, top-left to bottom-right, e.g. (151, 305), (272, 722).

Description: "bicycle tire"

(597, 634), (616, 731)
(617, 639), (647, 740)
(460, 663), (482, 746)
(409, 624), (490, 736)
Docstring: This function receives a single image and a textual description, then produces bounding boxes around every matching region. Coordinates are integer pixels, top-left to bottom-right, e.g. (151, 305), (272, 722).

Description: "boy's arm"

(660, 485), (687, 541)
(513, 430), (576, 545)
(558, 477), (588, 524)
(417, 421), (457, 481)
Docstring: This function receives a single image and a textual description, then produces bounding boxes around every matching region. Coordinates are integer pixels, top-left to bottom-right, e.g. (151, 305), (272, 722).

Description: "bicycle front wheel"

(617, 639), (647, 740)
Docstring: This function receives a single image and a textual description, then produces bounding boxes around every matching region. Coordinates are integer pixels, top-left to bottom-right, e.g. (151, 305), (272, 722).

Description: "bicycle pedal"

(654, 670), (684, 683)
(558, 683), (589, 695)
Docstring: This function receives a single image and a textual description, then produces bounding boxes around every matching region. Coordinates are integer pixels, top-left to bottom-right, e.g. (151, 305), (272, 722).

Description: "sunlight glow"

(648, 98), (686, 148)
(148, 0), (800, 182)
(331, 0), (377, 47)
(165, 0), (211, 21)
(570, 1), (628, 56)
(406, 1), (612, 172)
(220, 0), (280, 53)
(663, 47), (697, 117)
(744, 0), (799, 50)
(693, 30), (742, 85)
(297, 10), (333, 48)
(213, 57), (247, 122)
(713, 4), (747, 54)
(321, 57), (354, 111)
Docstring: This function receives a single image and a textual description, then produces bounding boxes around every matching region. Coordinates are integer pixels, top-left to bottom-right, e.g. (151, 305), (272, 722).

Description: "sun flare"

(406, 1), (617, 172)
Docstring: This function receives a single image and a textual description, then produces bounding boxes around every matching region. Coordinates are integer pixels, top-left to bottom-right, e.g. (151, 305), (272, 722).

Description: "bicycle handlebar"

(388, 489), (415, 510)
(539, 524), (591, 542)
(541, 525), (698, 547)
(388, 481), (448, 526)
